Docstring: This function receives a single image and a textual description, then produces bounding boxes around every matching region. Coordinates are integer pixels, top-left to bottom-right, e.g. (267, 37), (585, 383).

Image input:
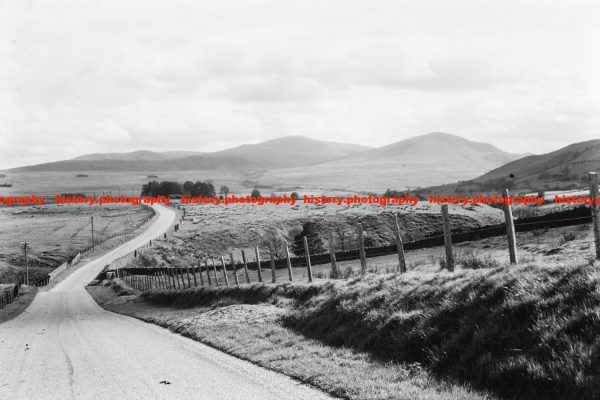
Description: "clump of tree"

(189, 181), (216, 197)
(383, 188), (427, 200)
(219, 186), (230, 195)
(251, 188), (262, 198)
(142, 180), (217, 197)
(290, 192), (299, 200)
(141, 181), (183, 197)
(328, 219), (350, 251)
(182, 180), (216, 197)
(292, 221), (324, 256)
(258, 228), (289, 259)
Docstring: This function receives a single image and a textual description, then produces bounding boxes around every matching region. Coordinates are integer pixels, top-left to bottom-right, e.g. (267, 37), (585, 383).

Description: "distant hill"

(9, 136), (372, 173)
(259, 132), (526, 191)
(420, 138), (600, 195)
(73, 150), (205, 161)
(472, 139), (600, 191)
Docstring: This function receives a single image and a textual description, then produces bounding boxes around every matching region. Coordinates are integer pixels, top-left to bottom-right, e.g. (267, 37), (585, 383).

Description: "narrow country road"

(0, 204), (332, 400)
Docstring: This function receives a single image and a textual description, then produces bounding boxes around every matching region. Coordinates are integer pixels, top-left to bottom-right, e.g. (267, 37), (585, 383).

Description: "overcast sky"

(0, 0), (598, 169)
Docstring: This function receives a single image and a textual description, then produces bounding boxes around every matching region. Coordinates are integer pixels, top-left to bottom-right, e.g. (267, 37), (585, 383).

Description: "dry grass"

(130, 198), (505, 279)
(104, 252), (600, 400)
(0, 203), (153, 283)
(97, 285), (494, 400)
(0, 285), (37, 324)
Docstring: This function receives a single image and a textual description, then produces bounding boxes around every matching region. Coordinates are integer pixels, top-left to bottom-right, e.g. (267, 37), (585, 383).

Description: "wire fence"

(105, 200), (600, 292)
(0, 204), (157, 293)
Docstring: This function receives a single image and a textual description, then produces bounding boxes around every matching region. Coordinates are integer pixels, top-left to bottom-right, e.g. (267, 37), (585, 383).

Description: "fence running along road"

(112, 186), (600, 290)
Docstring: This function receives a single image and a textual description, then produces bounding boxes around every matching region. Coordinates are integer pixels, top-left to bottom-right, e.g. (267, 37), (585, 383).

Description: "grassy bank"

(94, 284), (492, 400)
(112, 261), (600, 400)
(0, 286), (37, 324)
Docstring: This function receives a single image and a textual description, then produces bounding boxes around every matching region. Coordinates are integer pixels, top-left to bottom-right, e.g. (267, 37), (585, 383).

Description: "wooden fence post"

(241, 250), (251, 284)
(589, 172), (600, 259)
(220, 256), (229, 286)
(158, 271), (165, 289)
(357, 223), (367, 273)
(441, 204), (455, 272)
(285, 243), (293, 281)
(303, 236), (313, 282)
(255, 246), (263, 283)
(185, 267), (192, 288)
(269, 243), (277, 283)
(192, 266), (198, 287)
(394, 213), (407, 273)
(169, 269), (175, 289)
(504, 188), (518, 265)
(176, 268), (182, 289)
(205, 260), (212, 286)
(211, 259), (219, 287)
(328, 231), (338, 279)
(198, 265), (204, 286)
(230, 253), (239, 285)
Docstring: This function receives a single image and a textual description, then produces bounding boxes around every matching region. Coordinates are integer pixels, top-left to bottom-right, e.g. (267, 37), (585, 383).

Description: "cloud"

(0, 0), (598, 169)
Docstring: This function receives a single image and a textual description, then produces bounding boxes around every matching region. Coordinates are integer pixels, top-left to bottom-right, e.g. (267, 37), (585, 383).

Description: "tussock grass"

(142, 262), (600, 400)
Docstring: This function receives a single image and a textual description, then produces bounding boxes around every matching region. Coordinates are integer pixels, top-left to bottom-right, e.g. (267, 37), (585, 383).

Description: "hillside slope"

(474, 139), (600, 188)
(74, 150), (205, 161)
(259, 132), (525, 191)
(9, 136), (371, 173)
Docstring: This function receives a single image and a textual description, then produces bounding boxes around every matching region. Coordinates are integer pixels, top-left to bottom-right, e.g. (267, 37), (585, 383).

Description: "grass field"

(122, 222), (596, 290)
(92, 281), (495, 400)
(0, 203), (153, 284)
(96, 236), (600, 399)
(129, 199), (505, 275)
(0, 170), (267, 197)
(94, 221), (600, 399)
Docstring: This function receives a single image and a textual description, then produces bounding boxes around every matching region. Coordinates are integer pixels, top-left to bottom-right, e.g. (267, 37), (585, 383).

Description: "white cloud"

(0, 0), (598, 168)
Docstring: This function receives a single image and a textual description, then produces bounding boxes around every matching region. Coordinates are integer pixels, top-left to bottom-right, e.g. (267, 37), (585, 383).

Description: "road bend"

(0, 204), (332, 400)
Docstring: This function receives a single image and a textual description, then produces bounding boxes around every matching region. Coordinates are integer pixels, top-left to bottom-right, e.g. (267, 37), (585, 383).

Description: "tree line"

(141, 180), (228, 197)
(141, 180), (279, 199)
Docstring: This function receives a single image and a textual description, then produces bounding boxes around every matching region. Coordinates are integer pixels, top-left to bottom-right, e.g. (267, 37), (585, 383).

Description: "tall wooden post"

(394, 213), (407, 273)
(185, 267), (192, 288)
(220, 256), (229, 286)
(22, 242), (30, 285)
(241, 250), (251, 283)
(504, 189), (518, 265)
(160, 271), (166, 289)
(303, 236), (313, 282)
(328, 231), (338, 279)
(357, 223), (367, 273)
(91, 216), (95, 253)
(176, 268), (182, 289)
(230, 253), (239, 285)
(198, 265), (204, 286)
(204, 260), (211, 285)
(192, 266), (198, 287)
(441, 204), (455, 272)
(285, 243), (293, 281)
(588, 172), (600, 259)
(269, 243), (277, 283)
(211, 259), (219, 287)
(255, 246), (263, 282)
